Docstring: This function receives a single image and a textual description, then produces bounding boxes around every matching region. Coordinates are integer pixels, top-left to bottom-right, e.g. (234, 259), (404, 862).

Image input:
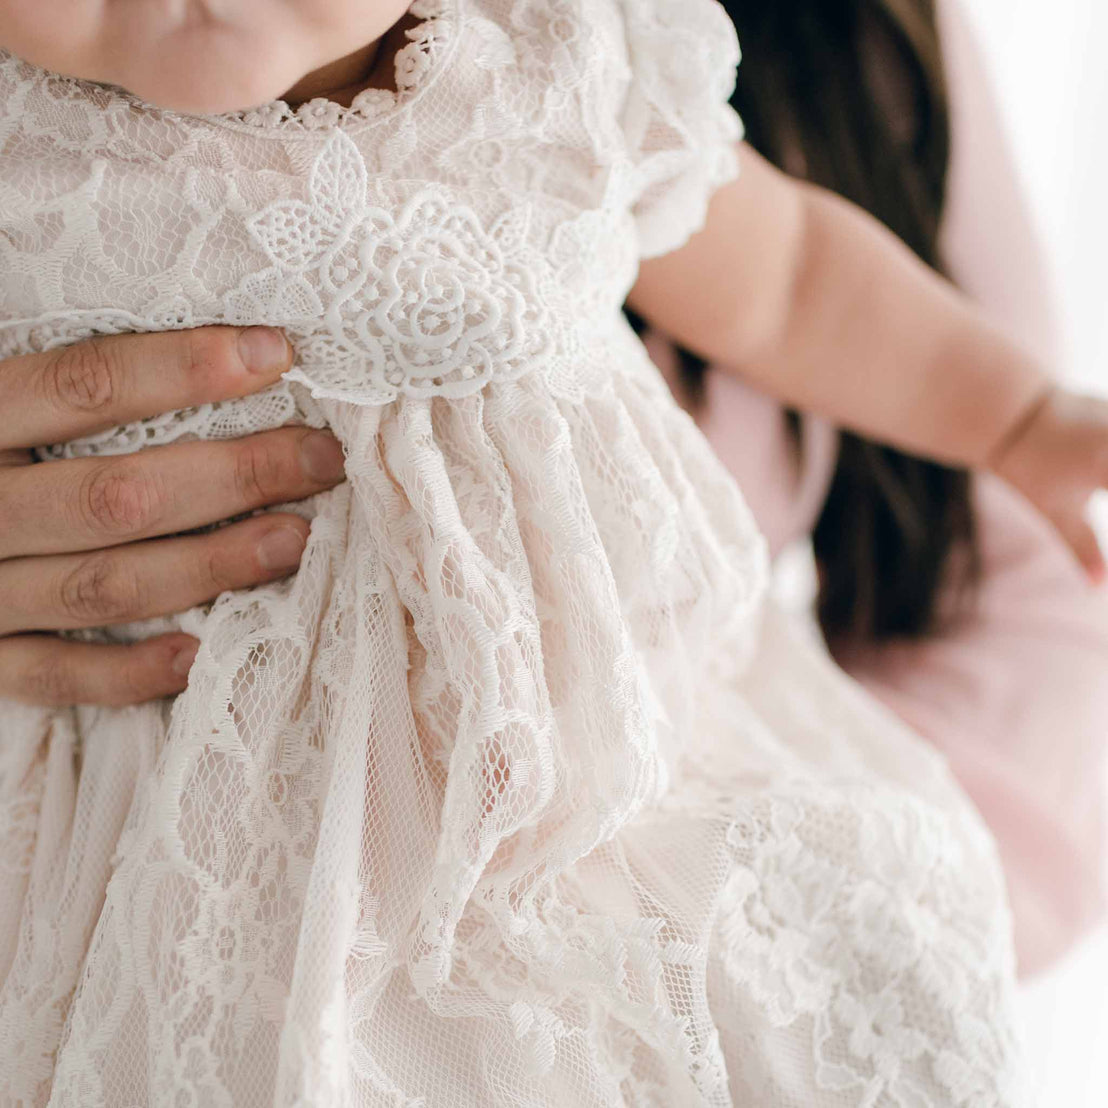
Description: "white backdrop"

(964, 2), (1108, 1104)
(967, 0), (1108, 389)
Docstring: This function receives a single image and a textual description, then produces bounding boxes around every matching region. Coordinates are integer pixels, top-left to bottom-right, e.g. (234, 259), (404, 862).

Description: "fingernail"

(300, 431), (346, 484)
(172, 641), (199, 678)
(238, 327), (290, 375)
(257, 525), (307, 572)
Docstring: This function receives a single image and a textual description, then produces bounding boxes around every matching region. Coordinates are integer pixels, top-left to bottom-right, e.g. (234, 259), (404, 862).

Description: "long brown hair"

(688, 0), (978, 642)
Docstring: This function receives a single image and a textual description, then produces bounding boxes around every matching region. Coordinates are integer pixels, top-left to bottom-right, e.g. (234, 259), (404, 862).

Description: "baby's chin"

(8, 23), (315, 115)
(106, 43), (311, 115)
(119, 69), (300, 116)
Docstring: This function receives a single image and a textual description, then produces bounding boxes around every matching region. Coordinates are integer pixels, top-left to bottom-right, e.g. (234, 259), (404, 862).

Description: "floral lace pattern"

(228, 132), (564, 403)
(0, 1), (1022, 1106)
(715, 781), (1020, 1106)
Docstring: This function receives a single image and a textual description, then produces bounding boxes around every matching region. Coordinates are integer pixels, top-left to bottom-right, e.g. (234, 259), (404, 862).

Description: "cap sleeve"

(620, 0), (744, 259)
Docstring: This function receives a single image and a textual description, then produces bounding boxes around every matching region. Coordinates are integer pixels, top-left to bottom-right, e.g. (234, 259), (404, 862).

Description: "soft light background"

(965, 0), (1108, 1103)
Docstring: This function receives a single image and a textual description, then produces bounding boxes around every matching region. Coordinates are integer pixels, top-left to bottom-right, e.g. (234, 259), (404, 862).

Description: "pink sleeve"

(936, 0), (1065, 360)
(833, 0), (1107, 978)
(836, 476), (1108, 977)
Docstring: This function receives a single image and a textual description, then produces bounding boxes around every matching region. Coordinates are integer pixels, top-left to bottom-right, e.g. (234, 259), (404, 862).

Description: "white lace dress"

(0, 2), (1023, 1105)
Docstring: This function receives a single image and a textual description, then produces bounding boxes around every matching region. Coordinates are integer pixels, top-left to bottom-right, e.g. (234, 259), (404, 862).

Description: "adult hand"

(0, 327), (346, 707)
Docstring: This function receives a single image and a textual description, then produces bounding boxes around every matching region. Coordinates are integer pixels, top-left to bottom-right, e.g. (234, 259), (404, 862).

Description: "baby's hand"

(989, 388), (1108, 582)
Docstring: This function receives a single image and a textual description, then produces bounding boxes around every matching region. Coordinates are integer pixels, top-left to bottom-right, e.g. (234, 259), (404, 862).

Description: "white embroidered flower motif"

(154, 1036), (234, 1108)
(550, 205), (639, 325)
(815, 988), (932, 1105)
(232, 131), (553, 405)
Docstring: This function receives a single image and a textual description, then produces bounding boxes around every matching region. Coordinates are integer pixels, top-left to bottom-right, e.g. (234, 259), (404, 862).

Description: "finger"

(1055, 511), (1107, 585)
(0, 326), (292, 452)
(0, 513), (310, 635)
(0, 632), (199, 707)
(0, 428), (345, 559)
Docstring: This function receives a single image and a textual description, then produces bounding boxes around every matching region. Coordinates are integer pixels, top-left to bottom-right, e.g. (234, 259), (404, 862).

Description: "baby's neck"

(282, 14), (411, 108)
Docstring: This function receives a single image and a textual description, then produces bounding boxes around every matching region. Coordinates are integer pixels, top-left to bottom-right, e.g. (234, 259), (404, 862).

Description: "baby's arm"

(630, 144), (1044, 466)
(628, 144), (1107, 575)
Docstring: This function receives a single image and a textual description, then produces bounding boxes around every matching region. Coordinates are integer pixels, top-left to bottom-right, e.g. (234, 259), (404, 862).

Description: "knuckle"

(21, 654), (77, 707)
(45, 339), (118, 416)
(183, 328), (241, 395)
(0, 485), (14, 533)
(232, 437), (290, 504)
(79, 461), (165, 536)
(2, 639), (83, 707)
(58, 552), (146, 625)
(199, 541), (240, 595)
(100, 658), (149, 708)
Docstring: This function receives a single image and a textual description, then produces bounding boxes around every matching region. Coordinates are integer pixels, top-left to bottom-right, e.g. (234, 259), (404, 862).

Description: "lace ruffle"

(620, 0), (745, 258)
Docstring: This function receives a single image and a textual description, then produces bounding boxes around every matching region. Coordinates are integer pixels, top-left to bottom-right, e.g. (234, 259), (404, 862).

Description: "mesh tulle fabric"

(0, 1), (1022, 1104)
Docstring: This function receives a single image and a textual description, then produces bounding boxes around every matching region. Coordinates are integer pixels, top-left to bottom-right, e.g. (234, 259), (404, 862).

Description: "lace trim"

(231, 0), (455, 133)
(0, 1), (456, 140)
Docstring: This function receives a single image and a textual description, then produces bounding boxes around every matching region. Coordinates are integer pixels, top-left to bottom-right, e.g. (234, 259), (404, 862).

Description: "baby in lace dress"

(4, 1), (1101, 1105)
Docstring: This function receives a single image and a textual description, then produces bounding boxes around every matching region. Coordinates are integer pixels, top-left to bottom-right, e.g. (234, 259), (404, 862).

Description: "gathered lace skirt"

(0, 355), (1023, 1107)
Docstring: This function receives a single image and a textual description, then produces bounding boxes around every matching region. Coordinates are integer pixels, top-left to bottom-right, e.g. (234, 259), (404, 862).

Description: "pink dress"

(652, 0), (1108, 978)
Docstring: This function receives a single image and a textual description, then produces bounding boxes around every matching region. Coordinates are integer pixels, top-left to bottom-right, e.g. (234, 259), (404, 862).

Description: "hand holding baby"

(0, 327), (346, 706)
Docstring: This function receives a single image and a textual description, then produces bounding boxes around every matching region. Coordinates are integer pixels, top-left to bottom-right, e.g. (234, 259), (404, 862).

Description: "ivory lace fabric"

(0, 1), (1023, 1104)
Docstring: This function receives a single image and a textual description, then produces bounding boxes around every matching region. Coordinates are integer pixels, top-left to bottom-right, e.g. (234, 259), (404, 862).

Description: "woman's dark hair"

(666, 0), (978, 643)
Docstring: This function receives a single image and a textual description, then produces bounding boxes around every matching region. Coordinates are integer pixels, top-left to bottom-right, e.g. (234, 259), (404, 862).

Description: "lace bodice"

(0, 0), (740, 444)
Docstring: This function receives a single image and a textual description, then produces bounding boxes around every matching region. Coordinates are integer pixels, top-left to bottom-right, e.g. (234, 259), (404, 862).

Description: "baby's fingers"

(1054, 507), (1107, 586)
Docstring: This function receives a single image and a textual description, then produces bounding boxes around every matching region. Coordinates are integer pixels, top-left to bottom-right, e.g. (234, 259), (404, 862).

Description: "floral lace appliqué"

(229, 131), (559, 404)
